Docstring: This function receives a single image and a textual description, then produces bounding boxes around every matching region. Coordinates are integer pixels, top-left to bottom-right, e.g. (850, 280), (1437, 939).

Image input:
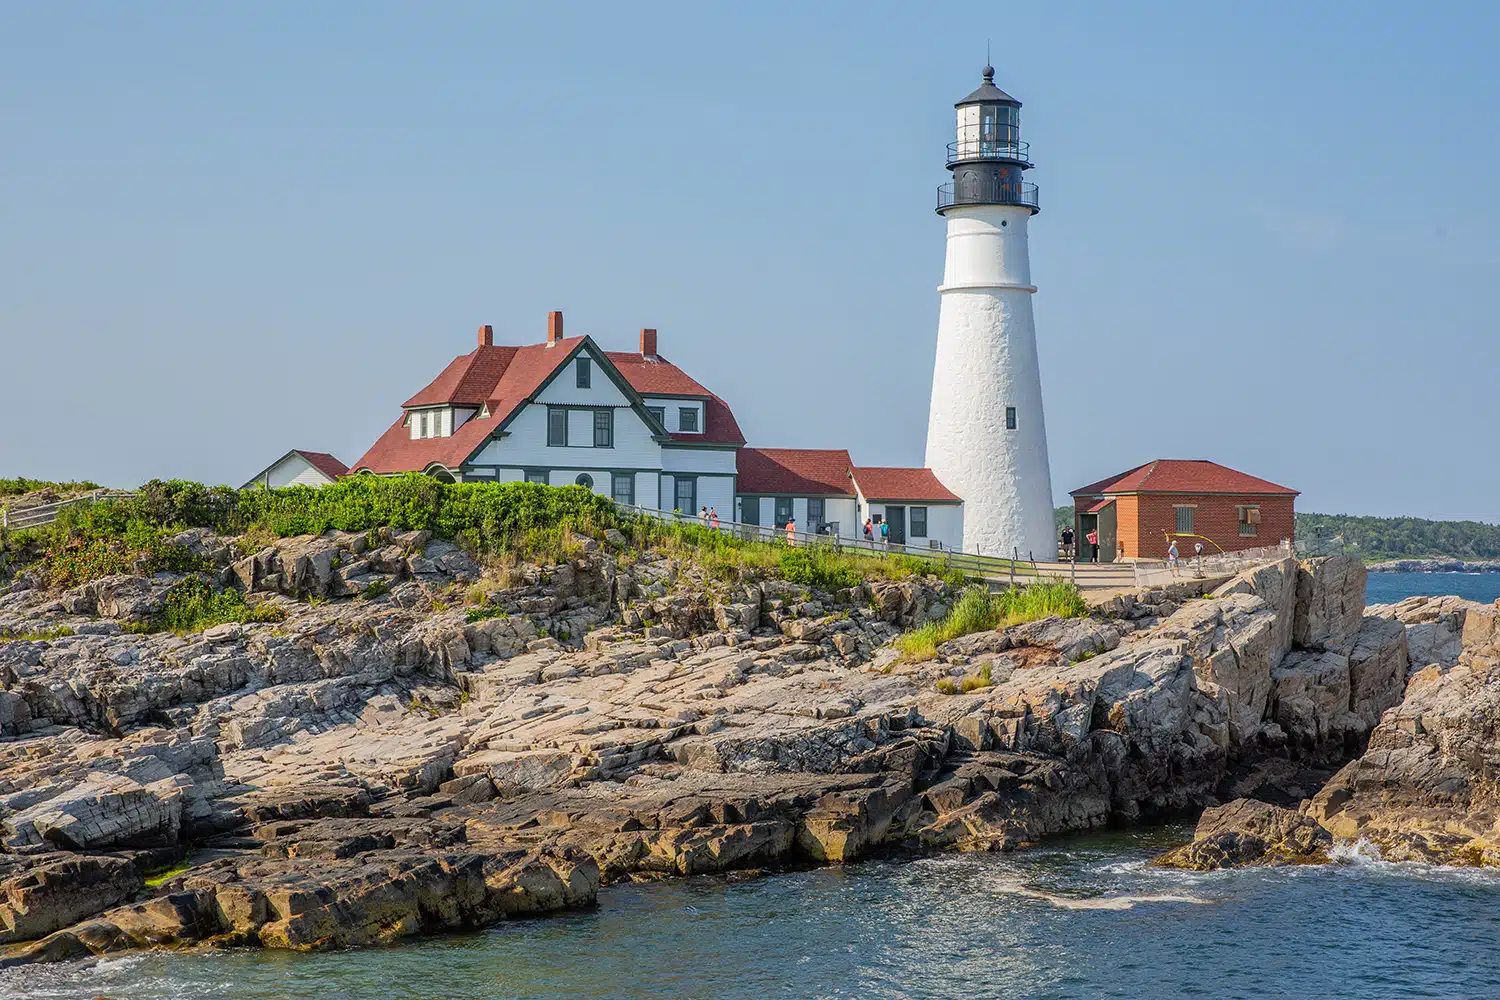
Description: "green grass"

(465, 603), (510, 624)
(0, 625), (75, 642)
(628, 516), (967, 590)
(143, 861), (192, 887)
(897, 579), (1088, 662)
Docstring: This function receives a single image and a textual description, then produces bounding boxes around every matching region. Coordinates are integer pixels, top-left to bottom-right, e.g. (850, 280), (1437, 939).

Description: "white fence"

(0, 490), (135, 531)
(1131, 540), (1293, 588)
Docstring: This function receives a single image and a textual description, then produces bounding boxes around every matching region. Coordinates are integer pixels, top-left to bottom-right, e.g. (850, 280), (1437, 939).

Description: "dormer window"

(678, 407), (698, 433)
(408, 407), (449, 440)
(576, 357), (592, 389)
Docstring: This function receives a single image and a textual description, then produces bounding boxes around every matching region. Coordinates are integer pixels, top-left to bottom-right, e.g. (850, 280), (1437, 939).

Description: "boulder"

(1269, 648), (1353, 751)
(0, 854), (143, 945)
(1154, 798), (1332, 869)
(1346, 615), (1409, 730)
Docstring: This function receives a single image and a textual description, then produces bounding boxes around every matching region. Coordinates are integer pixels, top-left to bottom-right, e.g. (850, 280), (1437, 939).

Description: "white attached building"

(351, 311), (967, 551)
(243, 450), (348, 489)
(850, 467), (965, 552)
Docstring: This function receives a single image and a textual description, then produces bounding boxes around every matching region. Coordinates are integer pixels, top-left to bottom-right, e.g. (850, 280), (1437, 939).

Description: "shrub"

(0, 478), (101, 497)
(897, 578), (1087, 661)
(361, 578), (391, 600)
(0, 625), (75, 642)
(148, 577), (286, 635)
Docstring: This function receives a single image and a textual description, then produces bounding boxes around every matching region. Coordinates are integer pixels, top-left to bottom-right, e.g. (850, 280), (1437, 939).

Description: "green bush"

(898, 578), (1088, 662)
(0, 478), (101, 497)
(149, 577), (286, 635)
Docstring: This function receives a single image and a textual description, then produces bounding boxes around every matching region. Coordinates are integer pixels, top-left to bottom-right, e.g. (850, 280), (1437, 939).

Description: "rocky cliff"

(0, 529), (1454, 965)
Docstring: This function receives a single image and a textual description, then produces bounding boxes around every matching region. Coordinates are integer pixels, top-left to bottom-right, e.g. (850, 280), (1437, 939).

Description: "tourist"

(1085, 528), (1098, 561)
(863, 518), (874, 544)
(1061, 526), (1074, 559)
(1168, 539), (1180, 568)
(709, 507), (719, 530)
(785, 516), (796, 547)
(699, 506), (709, 525)
(879, 519), (889, 548)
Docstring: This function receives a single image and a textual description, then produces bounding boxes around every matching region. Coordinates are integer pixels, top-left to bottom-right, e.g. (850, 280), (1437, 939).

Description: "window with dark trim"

(593, 408), (614, 447)
(575, 473), (593, 490)
(1005, 406), (1017, 430)
(525, 470), (548, 485)
(1175, 506), (1195, 535)
(674, 476), (696, 513)
(647, 405), (666, 427)
(807, 498), (825, 531)
(911, 507), (928, 538)
(547, 407), (568, 447)
(576, 357), (591, 389)
(611, 472), (634, 506)
(1238, 505), (1260, 537)
(679, 407), (699, 433)
(774, 497), (793, 528)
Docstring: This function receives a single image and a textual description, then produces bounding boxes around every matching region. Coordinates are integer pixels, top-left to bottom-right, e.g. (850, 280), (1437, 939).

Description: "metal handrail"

(937, 180), (1040, 212)
(947, 139), (1031, 166)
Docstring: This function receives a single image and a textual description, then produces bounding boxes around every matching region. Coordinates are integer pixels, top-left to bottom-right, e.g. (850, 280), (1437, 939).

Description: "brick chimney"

(478, 324), (493, 348)
(547, 311), (563, 346)
(640, 328), (657, 358)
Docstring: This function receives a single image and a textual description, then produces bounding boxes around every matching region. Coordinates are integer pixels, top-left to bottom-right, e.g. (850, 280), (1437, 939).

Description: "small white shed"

(243, 450), (349, 489)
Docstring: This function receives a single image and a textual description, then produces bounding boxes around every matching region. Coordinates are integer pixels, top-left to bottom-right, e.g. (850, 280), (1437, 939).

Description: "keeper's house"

(349, 313), (965, 551)
(1069, 459), (1298, 562)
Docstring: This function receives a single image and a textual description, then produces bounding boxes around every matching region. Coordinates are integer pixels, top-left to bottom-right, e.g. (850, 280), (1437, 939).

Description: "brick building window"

(1238, 505), (1260, 536)
(1174, 505), (1195, 535)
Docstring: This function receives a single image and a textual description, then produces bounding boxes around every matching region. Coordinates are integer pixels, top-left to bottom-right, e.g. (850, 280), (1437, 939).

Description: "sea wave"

(989, 876), (1211, 910)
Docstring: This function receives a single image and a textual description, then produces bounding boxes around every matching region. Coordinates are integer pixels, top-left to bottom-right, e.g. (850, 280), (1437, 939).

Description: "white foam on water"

(990, 877), (1211, 910)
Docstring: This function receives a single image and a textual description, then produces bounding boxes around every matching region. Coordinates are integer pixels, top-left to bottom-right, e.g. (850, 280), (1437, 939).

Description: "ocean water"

(1366, 570), (1500, 606)
(7, 828), (1500, 1000)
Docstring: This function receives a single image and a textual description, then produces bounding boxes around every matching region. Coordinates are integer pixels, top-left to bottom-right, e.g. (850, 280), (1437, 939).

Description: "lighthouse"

(924, 67), (1055, 559)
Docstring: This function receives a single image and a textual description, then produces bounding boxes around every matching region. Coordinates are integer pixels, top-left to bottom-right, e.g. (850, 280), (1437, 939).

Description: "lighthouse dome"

(955, 66), (1020, 108)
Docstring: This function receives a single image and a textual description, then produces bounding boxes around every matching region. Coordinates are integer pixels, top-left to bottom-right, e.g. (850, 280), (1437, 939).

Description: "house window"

(647, 405), (666, 427)
(679, 407), (698, 433)
(525, 470), (548, 485)
(674, 476), (696, 513)
(593, 408), (614, 448)
(575, 473), (593, 490)
(807, 498), (825, 532)
(911, 507), (928, 538)
(774, 497), (793, 528)
(1175, 506), (1195, 535)
(611, 473), (634, 506)
(740, 497), (759, 525)
(1239, 505), (1260, 537)
(547, 407), (568, 447)
(576, 357), (591, 389)
(419, 411), (431, 438)
(1005, 406), (1017, 430)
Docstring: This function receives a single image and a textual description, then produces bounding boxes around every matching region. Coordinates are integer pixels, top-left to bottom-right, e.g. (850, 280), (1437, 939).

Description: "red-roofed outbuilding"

(1070, 459), (1298, 561)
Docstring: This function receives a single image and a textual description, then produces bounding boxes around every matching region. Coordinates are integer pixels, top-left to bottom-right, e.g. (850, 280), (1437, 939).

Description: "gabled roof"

(353, 332), (745, 474)
(737, 448), (855, 496)
(243, 449), (348, 488)
(1070, 460), (1299, 497)
(850, 467), (961, 503)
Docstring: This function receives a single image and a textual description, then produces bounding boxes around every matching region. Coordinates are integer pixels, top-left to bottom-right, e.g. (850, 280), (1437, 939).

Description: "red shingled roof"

(353, 335), (745, 473)
(294, 451), (348, 481)
(737, 448), (854, 495)
(850, 467), (961, 503)
(1070, 460), (1298, 497)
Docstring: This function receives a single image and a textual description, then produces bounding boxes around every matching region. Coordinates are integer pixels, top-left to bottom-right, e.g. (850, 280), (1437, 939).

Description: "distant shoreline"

(1367, 559), (1500, 573)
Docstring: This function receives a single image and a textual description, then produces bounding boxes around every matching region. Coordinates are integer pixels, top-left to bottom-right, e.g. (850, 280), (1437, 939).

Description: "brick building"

(1069, 460), (1298, 562)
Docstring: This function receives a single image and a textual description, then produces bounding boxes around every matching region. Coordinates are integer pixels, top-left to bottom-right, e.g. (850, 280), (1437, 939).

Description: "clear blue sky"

(2, 2), (1496, 519)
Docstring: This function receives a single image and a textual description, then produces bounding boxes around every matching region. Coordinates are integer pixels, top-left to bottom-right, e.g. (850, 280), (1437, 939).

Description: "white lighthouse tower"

(924, 67), (1055, 559)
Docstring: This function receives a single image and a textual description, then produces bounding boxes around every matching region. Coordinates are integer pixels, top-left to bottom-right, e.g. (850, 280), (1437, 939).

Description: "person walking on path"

(863, 518), (874, 545)
(1061, 526), (1074, 560)
(879, 519), (889, 549)
(709, 507), (719, 530)
(1168, 539), (1180, 569)
(785, 516), (796, 547)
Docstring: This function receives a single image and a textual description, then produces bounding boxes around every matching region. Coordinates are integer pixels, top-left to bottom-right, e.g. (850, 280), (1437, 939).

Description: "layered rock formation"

(0, 538), (1432, 965)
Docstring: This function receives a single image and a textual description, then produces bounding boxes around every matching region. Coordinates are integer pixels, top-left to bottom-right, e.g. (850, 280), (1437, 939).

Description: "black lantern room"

(938, 67), (1039, 214)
